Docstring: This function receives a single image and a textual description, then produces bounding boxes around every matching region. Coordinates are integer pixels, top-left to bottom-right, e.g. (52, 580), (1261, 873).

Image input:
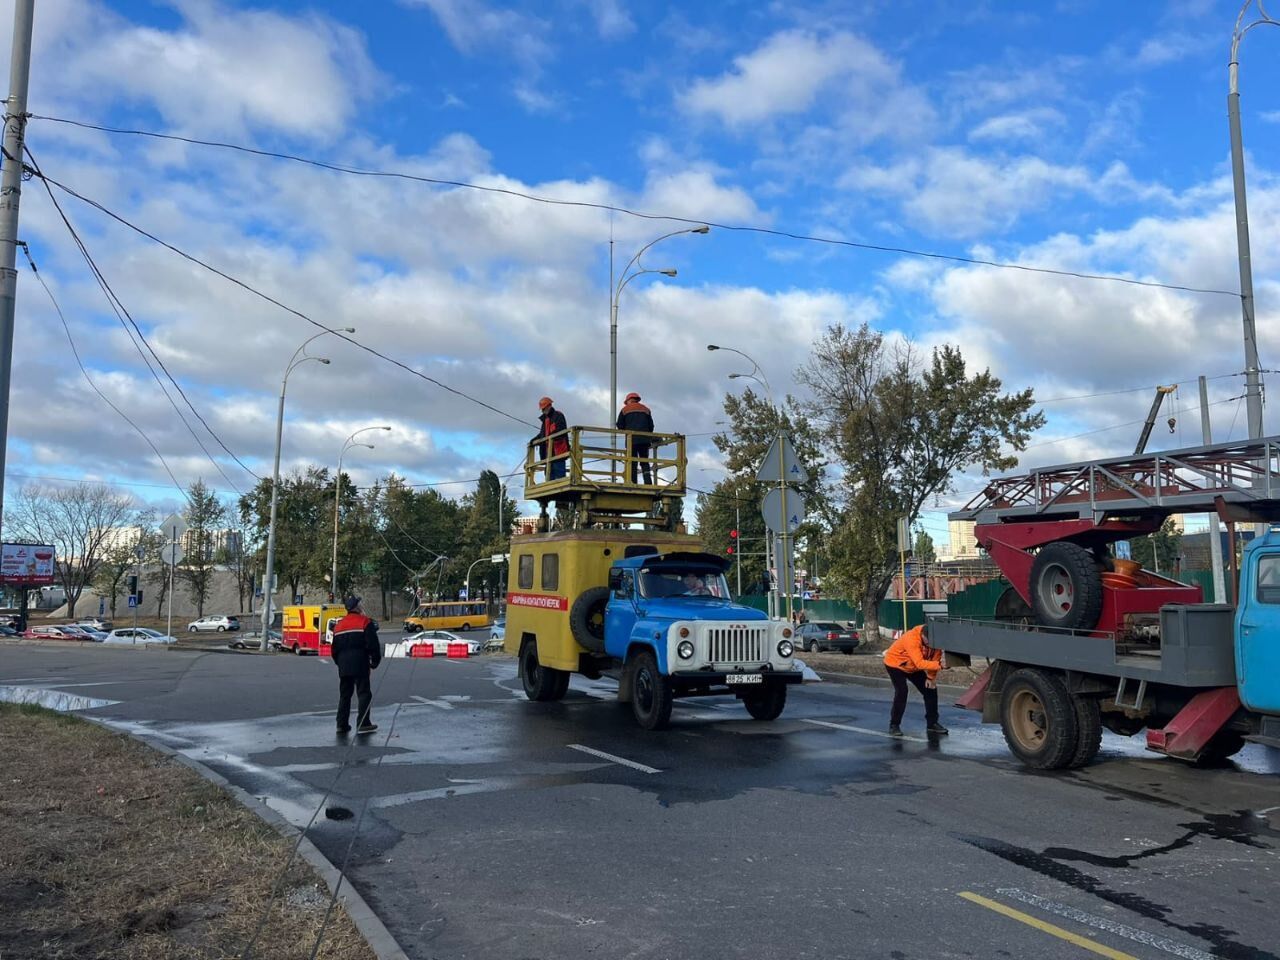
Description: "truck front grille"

(707, 625), (768, 665)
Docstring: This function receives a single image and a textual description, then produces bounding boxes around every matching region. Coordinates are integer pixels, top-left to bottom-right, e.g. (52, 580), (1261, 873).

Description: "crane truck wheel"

(999, 668), (1079, 769)
(1030, 542), (1103, 630)
(520, 639), (568, 702)
(628, 650), (673, 730)
(569, 587), (610, 653)
(743, 682), (788, 721)
(1067, 696), (1103, 768)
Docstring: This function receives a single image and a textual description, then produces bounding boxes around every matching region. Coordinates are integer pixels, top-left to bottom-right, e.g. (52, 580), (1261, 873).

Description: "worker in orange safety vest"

(882, 622), (948, 737)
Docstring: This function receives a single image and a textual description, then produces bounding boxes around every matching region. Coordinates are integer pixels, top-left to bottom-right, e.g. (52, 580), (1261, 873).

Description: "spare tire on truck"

(569, 586), (610, 653)
(1030, 541), (1103, 630)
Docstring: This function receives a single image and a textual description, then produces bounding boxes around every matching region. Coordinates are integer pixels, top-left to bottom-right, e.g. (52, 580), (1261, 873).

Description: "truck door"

(604, 570), (638, 659)
(1237, 548), (1280, 713)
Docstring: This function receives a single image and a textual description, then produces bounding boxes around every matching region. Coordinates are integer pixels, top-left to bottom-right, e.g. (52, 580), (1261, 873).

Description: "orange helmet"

(625, 392), (641, 403)
(538, 396), (553, 410)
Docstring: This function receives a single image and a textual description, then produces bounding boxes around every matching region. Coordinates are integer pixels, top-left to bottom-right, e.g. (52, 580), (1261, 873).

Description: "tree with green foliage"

(912, 528), (937, 564)
(1129, 519), (1182, 573)
(796, 323), (1044, 638)
(694, 476), (768, 596)
(92, 510), (155, 619)
(179, 480), (227, 617)
(239, 468), (333, 606)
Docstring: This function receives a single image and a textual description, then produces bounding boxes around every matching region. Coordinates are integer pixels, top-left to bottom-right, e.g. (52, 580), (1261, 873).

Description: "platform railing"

(524, 426), (686, 501)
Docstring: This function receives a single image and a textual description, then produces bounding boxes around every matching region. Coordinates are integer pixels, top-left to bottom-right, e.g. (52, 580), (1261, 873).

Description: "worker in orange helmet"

(533, 396), (569, 480)
(882, 621), (948, 737)
(616, 391), (654, 484)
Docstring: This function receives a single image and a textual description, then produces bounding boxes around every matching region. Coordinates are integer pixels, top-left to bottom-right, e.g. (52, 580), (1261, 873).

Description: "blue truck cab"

(605, 551), (802, 729)
(1235, 531), (1280, 715)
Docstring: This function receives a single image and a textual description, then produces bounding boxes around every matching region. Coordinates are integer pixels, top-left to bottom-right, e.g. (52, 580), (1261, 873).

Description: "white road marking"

(410, 695), (454, 710)
(1256, 805), (1280, 816)
(801, 718), (931, 743)
(997, 888), (1215, 960)
(567, 743), (662, 774)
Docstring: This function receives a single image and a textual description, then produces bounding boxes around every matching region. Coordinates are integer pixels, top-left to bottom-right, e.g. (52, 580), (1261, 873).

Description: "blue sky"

(2, 0), (1279, 546)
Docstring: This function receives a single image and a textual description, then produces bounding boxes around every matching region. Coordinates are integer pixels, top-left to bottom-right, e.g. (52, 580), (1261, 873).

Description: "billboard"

(1, 543), (57, 585)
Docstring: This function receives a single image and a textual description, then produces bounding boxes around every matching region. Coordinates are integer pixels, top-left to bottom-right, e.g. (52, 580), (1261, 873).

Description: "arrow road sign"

(755, 434), (810, 485)
(761, 487), (806, 533)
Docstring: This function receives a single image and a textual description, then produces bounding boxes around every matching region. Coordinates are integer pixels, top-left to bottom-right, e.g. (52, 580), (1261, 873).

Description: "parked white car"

(104, 627), (178, 645)
(78, 617), (113, 631)
(187, 615), (240, 633)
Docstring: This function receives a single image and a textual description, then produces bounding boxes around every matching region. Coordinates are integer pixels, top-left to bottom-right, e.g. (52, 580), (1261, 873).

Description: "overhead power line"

(25, 146), (259, 491)
(31, 168), (535, 429)
(19, 243), (189, 500)
(30, 114), (1242, 300)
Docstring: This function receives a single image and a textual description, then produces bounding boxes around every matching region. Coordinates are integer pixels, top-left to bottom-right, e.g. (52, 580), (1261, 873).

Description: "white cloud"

(30, 0), (383, 140)
(1131, 32), (1208, 68)
(582, 0), (634, 39)
(678, 30), (901, 128)
(1262, 110), (1280, 125)
(968, 108), (1066, 143)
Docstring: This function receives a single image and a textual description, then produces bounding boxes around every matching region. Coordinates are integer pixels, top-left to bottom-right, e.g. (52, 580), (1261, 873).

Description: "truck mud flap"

(954, 665), (992, 713)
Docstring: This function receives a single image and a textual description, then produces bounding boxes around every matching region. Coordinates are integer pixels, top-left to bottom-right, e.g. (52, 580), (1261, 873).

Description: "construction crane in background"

(1134, 385), (1178, 455)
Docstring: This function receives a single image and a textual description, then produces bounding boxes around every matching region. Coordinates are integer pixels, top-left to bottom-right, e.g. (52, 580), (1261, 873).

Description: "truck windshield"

(638, 568), (731, 600)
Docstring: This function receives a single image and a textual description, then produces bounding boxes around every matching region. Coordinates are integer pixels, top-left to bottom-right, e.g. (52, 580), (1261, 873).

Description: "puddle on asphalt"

(0, 684), (119, 711)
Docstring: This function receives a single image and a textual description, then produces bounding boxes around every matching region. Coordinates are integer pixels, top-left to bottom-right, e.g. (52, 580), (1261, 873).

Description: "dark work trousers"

(628, 442), (652, 484)
(886, 665), (939, 726)
(337, 673), (373, 729)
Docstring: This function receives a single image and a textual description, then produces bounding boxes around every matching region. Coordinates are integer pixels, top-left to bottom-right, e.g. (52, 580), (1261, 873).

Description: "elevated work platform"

(525, 426), (686, 529)
(953, 435), (1280, 524)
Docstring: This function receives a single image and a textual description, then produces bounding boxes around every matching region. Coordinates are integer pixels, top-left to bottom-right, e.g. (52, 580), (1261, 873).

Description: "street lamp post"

(708, 344), (790, 623)
(331, 425), (391, 598)
(259, 327), (353, 652)
(464, 556), (491, 603)
(610, 226), (709, 423)
(1228, 0), (1278, 440)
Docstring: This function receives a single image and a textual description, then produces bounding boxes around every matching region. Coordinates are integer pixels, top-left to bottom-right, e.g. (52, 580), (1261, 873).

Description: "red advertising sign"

(1, 543), (57, 585)
(507, 592), (569, 611)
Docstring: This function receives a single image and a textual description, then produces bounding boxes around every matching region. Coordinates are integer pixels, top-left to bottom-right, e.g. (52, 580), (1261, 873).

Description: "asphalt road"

(3, 637), (1278, 960)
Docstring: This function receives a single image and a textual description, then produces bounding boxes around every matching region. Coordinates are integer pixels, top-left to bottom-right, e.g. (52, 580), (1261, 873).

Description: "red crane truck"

(931, 437), (1280, 769)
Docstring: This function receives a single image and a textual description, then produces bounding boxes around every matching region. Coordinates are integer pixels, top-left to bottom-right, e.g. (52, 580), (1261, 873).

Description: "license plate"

(726, 673), (763, 685)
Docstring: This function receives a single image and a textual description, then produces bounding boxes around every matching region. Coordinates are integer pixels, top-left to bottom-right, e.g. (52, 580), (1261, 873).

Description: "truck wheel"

(552, 670), (571, 701)
(743, 682), (787, 721)
(1067, 696), (1103, 769)
(569, 587), (609, 653)
(628, 650), (672, 730)
(1030, 542), (1103, 630)
(1000, 668), (1078, 769)
(520, 640), (566, 702)
(1194, 732), (1246, 765)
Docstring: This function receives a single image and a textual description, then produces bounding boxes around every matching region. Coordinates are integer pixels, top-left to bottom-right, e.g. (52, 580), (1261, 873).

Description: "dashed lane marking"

(801, 718), (930, 743)
(567, 743), (662, 774)
(958, 892), (1139, 960)
(997, 888), (1215, 960)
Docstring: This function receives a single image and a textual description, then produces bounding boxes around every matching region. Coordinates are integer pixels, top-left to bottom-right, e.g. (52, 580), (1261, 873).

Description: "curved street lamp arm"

(615, 226), (708, 296)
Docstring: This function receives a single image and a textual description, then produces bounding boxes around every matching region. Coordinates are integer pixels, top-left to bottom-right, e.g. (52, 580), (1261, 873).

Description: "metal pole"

(608, 235), (614, 425)
(0, 1), (35, 523)
(735, 503), (741, 597)
(1200, 376), (1228, 603)
(166, 523), (176, 641)
(331, 445), (346, 599)
(260, 386), (286, 651)
(1228, 2), (1276, 440)
(900, 548), (909, 632)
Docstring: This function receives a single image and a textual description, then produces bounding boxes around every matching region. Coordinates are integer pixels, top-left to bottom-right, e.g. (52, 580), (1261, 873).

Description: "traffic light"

(726, 529), (738, 556)
(128, 575), (138, 596)
(726, 545), (735, 555)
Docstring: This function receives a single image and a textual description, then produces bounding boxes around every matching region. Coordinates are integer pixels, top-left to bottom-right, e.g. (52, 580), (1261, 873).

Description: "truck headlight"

(777, 639), (794, 658)
(677, 640), (695, 659)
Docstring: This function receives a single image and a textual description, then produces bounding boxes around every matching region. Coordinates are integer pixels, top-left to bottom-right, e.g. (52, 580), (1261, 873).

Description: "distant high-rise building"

(948, 520), (979, 559)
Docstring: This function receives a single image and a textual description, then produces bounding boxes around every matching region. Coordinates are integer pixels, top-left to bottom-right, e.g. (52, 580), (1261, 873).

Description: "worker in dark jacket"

(616, 391), (654, 484)
(533, 396), (569, 480)
(332, 596), (382, 735)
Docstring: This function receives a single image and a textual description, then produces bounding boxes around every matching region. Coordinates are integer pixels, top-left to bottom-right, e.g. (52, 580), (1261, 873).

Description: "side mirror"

(608, 569), (623, 592)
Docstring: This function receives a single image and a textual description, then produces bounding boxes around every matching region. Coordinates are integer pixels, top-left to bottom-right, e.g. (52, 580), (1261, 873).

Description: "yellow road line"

(958, 892), (1141, 960)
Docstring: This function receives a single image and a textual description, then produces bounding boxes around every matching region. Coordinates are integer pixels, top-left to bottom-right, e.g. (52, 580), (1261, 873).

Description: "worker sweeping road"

(883, 623), (948, 737)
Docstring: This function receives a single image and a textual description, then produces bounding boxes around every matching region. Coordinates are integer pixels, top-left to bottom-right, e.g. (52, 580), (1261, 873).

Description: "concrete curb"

(85, 719), (410, 960)
(814, 669), (972, 699)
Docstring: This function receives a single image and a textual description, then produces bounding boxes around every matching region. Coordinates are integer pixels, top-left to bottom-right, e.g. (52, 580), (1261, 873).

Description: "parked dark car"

(795, 621), (860, 654)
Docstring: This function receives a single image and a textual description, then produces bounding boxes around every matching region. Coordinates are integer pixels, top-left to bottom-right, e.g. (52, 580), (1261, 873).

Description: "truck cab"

(1235, 531), (1280, 715)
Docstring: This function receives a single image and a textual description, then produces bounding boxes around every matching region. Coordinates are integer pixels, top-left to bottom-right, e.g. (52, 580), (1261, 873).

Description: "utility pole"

(0, 1), (35, 524)
(1228, 1), (1278, 440)
(1200, 376), (1228, 604)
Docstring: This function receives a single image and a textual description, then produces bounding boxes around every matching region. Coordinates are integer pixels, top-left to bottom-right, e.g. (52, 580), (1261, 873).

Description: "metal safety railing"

(524, 426), (686, 501)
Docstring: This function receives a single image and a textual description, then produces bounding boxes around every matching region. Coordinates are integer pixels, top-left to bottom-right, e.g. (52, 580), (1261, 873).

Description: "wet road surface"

(3, 641), (1278, 960)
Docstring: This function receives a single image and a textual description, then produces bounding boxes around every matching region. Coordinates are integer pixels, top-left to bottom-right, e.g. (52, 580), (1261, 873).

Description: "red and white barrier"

(446, 642), (469, 658)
